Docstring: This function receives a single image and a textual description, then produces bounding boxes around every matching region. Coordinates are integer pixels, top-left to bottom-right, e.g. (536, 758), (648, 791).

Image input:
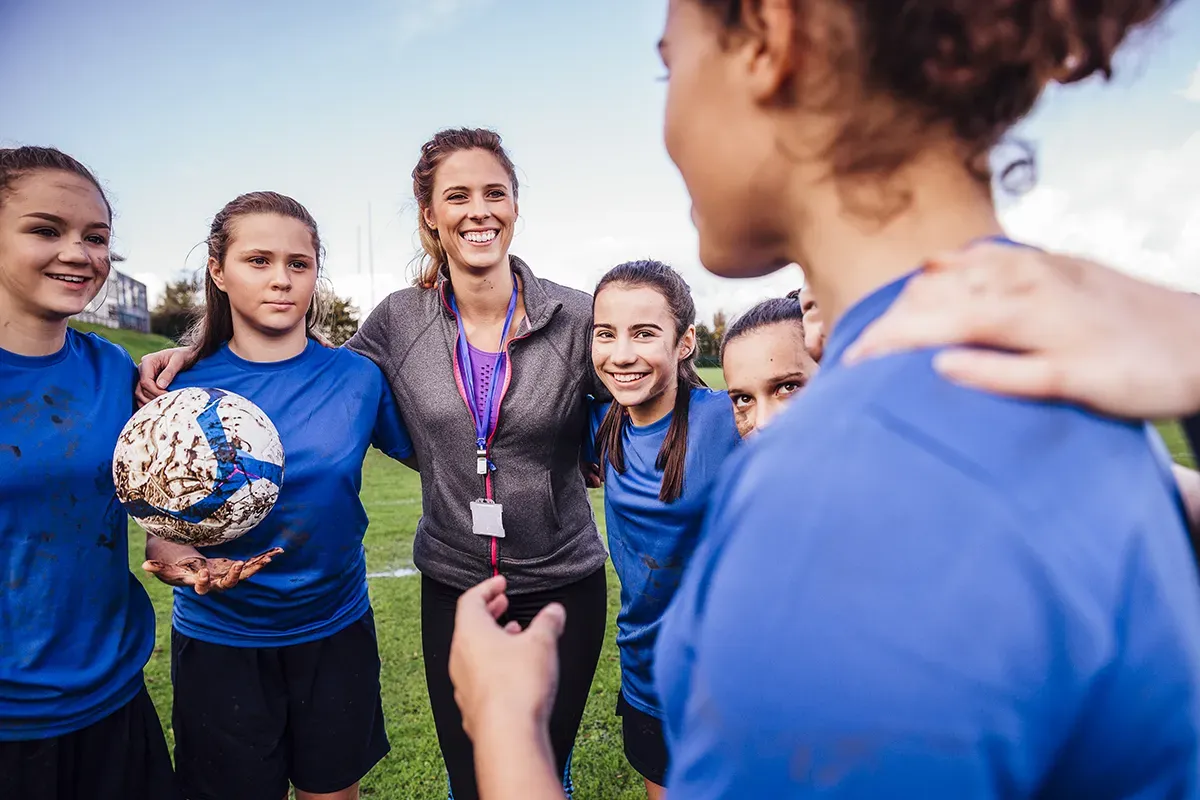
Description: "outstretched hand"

(143, 547), (283, 595)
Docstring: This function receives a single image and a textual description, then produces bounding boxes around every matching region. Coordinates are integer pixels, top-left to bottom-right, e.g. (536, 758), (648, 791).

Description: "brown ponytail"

(594, 260), (706, 503)
(410, 127), (520, 289)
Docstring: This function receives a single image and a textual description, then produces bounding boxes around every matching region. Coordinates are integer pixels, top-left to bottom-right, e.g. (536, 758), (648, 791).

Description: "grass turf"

(84, 331), (1190, 798)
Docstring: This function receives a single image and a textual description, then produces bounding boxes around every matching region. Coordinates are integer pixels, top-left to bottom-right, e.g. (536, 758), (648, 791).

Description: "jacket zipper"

(442, 285), (535, 577)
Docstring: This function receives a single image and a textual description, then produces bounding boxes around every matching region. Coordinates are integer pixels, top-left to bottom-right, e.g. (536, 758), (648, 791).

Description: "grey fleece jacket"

(347, 256), (608, 594)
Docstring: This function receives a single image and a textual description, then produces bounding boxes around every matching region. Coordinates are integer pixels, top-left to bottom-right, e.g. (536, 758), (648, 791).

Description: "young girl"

(0, 147), (177, 800)
(449, 0), (1200, 797)
(142, 191), (414, 800)
(720, 296), (819, 438)
(138, 129), (609, 800)
(589, 260), (741, 799)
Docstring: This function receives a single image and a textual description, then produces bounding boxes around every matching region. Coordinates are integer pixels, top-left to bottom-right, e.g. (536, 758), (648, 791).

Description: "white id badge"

(470, 499), (505, 538)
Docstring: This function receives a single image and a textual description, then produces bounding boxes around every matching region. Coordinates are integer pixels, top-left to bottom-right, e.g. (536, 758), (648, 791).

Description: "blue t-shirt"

(656, 273), (1200, 798)
(169, 340), (413, 647)
(591, 387), (740, 718)
(0, 330), (156, 741)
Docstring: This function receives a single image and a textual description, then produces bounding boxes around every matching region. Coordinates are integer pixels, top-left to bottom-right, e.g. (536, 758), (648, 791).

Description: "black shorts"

(171, 609), (390, 800)
(617, 690), (670, 786)
(0, 681), (180, 800)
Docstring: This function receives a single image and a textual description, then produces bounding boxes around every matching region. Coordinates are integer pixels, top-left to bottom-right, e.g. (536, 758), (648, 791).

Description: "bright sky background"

(3, 0), (1198, 324)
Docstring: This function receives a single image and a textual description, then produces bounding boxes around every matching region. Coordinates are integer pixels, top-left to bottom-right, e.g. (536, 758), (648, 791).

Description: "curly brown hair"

(695, 0), (1171, 192)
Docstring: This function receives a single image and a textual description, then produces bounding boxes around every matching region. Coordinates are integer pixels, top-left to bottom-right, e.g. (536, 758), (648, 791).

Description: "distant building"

(75, 269), (151, 333)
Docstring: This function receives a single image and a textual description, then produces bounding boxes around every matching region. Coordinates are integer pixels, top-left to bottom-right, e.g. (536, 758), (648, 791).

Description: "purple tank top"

(463, 341), (506, 434)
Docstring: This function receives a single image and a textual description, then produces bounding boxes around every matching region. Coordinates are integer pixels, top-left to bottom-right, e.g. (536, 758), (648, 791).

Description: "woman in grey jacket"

(135, 128), (609, 799)
(347, 128), (608, 800)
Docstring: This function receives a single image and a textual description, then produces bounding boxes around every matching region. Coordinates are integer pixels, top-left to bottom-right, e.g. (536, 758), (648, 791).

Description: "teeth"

(463, 230), (497, 244)
(49, 275), (88, 284)
(612, 373), (646, 384)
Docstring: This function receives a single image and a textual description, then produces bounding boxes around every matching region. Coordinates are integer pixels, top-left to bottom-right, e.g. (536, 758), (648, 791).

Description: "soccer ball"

(113, 387), (285, 547)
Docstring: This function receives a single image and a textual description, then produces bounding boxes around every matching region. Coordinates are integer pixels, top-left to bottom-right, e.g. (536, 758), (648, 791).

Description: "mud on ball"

(113, 387), (285, 547)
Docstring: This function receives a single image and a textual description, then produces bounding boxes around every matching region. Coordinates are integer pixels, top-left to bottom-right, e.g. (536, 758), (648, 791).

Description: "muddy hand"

(143, 548), (282, 595)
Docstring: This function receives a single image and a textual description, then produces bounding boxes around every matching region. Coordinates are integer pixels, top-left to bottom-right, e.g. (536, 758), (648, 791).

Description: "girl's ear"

(678, 324), (698, 361)
(207, 256), (226, 293)
(421, 205), (437, 233)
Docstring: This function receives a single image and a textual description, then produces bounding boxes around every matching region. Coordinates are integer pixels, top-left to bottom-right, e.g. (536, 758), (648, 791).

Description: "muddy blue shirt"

(0, 330), (156, 740)
(656, 273), (1200, 797)
(169, 340), (412, 647)
(590, 388), (740, 717)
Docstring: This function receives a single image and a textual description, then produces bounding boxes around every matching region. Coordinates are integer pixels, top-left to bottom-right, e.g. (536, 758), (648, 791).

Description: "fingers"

(460, 575), (508, 610)
(503, 620), (522, 634)
(215, 560), (245, 591)
(486, 592), (510, 622)
(932, 349), (1065, 402)
(158, 350), (188, 390)
(240, 548), (283, 578)
(524, 602), (567, 645)
(193, 568), (213, 596)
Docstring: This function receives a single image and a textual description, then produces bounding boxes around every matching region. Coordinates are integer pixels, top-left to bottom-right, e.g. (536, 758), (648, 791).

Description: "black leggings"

(421, 567), (607, 800)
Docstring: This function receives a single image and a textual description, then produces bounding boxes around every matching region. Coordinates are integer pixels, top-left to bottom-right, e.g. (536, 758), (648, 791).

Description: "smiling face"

(208, 212), (318, 339)
(421, 148), (518, 275)
(592, 283), (696, 425)
(0, 170), (111, 321)
(723, 321), (818, 438)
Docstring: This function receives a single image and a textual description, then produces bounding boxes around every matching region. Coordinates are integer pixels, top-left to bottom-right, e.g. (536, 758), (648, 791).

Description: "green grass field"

(80, 330), (1191, 799)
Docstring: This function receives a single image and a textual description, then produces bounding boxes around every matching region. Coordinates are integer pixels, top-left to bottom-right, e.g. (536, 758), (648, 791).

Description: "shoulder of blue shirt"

(70, 328), (137, 375)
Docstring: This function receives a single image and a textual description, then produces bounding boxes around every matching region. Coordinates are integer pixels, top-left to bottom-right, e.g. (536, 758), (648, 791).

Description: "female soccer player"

(142, 191), (414, 800)
(589, 260), (741, 797)
(449, 0), (1200, 797)
(137, 129), (608, 800)
(720, 296), (819, 437)
(0, 147), (177, 800)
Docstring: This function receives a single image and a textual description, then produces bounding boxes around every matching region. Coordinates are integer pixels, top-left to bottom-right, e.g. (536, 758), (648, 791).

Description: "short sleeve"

(663, 414), (1094, 798)
(370, 377), (414, 461)
(345, 297), (392, 366)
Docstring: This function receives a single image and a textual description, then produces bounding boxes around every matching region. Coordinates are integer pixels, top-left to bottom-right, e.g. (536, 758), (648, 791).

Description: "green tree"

(711, 310), (727, 346)
(695, 322), (715, 358)
(323, 294), (360, 346)
(150, 273), (202, 343)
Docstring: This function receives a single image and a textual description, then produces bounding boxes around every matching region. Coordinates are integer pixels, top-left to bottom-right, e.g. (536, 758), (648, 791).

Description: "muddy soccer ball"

(113, 387), (285, 546)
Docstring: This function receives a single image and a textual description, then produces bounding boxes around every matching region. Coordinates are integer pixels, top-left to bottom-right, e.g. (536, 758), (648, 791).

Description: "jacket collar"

(437, 255), (560, 334)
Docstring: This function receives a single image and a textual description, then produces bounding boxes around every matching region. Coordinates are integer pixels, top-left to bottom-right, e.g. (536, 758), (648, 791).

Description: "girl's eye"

(594, 330), (613, 340)
(32, 227), (58, 238)
(250, 257), (269, 266)
(731, 394), (753, 409)
(448, 193), (467, 202)
(634, 330), (654, 339)
(487, 190), (506, 199)
(85, 235), (108, 246)
(289, 261), (309, 270)
(777, 382), (802, 397)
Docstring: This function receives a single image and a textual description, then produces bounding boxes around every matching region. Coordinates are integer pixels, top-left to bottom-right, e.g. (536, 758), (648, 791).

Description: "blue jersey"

(656, 273), (1200, 798)
(169, 340), (413, 647)
(0, 330), (156, 740)
(591, 387), (740, 717)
